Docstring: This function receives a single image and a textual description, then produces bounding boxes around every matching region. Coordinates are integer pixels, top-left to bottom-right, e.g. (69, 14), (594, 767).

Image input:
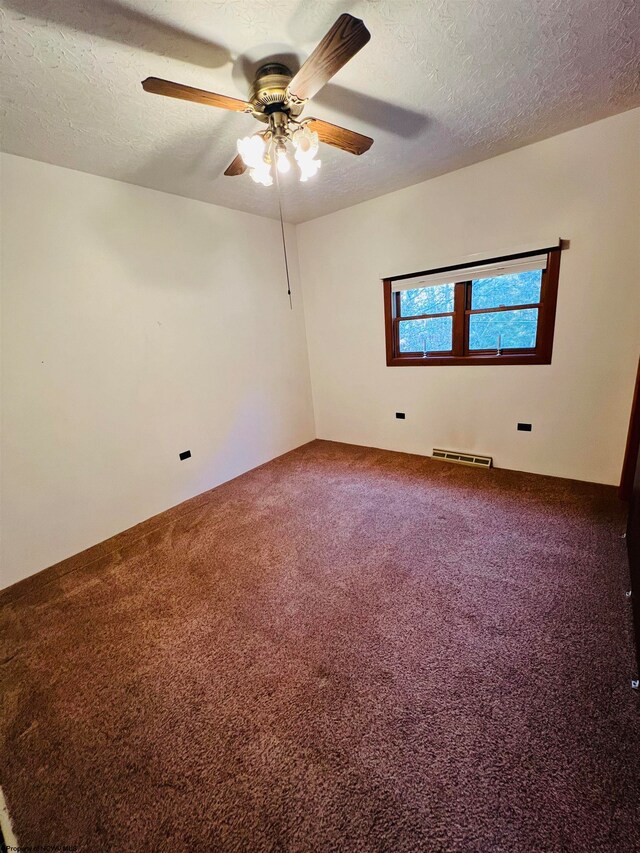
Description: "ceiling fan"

(141, 13), (373, 186)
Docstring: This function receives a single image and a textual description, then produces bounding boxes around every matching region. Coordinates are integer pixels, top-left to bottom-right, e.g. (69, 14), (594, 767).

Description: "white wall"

(0, 154), (315, 588)
(297, 109), (640, 486)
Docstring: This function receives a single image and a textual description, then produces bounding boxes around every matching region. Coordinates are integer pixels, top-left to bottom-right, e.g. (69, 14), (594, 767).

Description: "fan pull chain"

(274, 165), (293, 310)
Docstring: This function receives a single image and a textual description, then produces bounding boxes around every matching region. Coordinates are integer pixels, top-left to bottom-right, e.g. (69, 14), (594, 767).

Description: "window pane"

(469, 308), (538, 350)
(471, 270), (542, 310)
(400, 283), (454, 317)
(399, 316), (453, 353)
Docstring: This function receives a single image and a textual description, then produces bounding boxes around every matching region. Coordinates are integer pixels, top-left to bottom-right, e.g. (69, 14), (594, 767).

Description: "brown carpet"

(1, 439), (638, 852)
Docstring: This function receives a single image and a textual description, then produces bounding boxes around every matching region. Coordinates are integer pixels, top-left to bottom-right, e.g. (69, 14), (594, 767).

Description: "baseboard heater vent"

(432, 448), (493, 469)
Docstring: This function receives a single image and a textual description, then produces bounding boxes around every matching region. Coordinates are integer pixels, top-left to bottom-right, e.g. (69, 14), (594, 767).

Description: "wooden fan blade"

(306, 118), (373, 155)
(224, 153), (247, 176)
(287, 14), (370, 102)
(142, 77), (252, 113)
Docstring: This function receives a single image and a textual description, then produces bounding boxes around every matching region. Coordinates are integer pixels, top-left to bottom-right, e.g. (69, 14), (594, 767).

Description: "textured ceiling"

(1, 0), (639, 223)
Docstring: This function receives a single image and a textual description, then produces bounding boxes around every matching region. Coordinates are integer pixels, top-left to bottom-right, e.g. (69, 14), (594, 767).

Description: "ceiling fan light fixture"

(298, 157), (322, 182)
(237, 133), (266, 169)
(292, 126), (319, 159)
(292, 126), (321, 181)
(249, 162), (273, 186)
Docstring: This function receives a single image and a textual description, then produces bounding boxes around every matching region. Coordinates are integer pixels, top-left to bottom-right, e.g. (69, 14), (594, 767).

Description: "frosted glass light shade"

(237, 134), (266, 169)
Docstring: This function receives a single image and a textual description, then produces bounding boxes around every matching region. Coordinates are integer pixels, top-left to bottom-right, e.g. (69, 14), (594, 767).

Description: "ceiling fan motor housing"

(251, 63), (292, 107)
(249, 63), (304, 126)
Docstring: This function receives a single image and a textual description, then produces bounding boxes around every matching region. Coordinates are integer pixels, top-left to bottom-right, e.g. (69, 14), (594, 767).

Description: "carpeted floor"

(1, 439), (638, 852)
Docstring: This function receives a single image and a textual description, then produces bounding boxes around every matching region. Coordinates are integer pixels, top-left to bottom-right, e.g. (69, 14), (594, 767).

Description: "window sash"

(467, 306), (540, 352)
(466, 302), (542, 317)
(390, 253), (548, 293)
(395, 314), (455, 354)
(396, 310), (455, 322)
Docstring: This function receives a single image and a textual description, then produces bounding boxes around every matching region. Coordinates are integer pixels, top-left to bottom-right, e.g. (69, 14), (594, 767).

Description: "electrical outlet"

(396, 412), (406, 419)
(517, 423), (532, 432)
(179, 450), (191, 460)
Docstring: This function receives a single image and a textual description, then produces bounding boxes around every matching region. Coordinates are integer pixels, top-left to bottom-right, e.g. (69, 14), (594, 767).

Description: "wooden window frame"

(384, 248), (561, 367)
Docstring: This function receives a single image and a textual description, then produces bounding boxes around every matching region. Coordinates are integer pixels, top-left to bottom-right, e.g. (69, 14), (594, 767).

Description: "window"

(384, 248), (561, 366)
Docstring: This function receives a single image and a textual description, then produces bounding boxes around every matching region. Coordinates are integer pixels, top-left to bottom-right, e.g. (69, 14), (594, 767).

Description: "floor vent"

(432, 448), (493, 469)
